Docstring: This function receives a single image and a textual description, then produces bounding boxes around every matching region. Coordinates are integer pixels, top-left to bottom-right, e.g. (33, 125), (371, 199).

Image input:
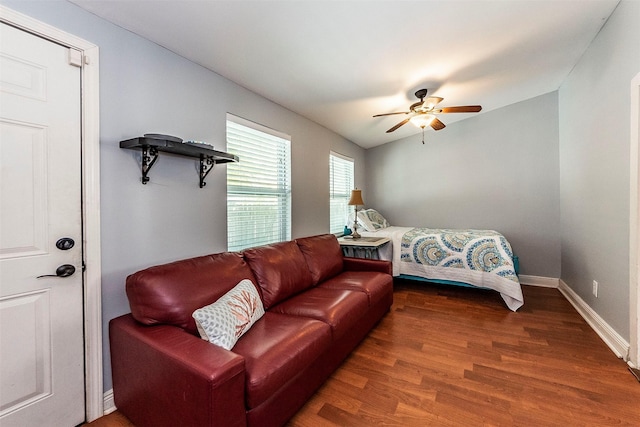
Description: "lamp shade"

(348, 189), (364, 206)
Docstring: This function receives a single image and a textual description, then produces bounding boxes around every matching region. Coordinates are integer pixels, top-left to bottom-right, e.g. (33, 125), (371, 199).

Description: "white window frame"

(329, 151), (354, 234)
(226, 114), (291, 251)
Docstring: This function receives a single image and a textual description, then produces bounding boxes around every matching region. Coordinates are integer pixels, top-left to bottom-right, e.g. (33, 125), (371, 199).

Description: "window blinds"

(329, 152), (354, 234)
(227, 115), (291, 251)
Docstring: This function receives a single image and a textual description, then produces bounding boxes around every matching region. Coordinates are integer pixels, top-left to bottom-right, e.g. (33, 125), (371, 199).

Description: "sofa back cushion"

(243, 240), (314, 309)
(296, 234), (344, 284)
(126, 252), (257, 335)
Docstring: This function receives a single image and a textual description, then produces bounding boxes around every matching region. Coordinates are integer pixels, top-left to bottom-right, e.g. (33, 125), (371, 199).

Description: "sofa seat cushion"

(243, 241), (314, 309)
(270, 287), (369, 340)
(317, 271), (393, 307)
(232, 312), (331, 409)
(296, 234), (344, 284)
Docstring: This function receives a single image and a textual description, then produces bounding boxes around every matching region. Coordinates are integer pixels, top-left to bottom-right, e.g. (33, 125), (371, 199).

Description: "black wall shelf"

(120, 137), (239, 188)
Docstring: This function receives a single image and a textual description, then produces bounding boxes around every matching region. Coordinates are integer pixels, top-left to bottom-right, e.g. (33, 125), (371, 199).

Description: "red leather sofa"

(109, 234), (393, 427)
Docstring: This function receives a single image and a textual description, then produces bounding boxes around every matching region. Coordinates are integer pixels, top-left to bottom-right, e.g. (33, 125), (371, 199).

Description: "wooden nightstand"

(338, 236), (391, 260)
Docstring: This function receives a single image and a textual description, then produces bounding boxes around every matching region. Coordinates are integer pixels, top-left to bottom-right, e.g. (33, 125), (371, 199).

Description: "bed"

(349, 209), (523, 311)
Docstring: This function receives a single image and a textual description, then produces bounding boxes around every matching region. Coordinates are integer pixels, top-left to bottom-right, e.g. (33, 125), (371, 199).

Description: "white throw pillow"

(362, 209), (390, 231)
(348, 209), (390, 232)
(347, 209), (373, 232)
(192, 279), (265, 350)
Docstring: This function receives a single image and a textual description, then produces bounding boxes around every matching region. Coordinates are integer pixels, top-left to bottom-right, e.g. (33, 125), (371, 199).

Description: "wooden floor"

(87, 281), (640, 426)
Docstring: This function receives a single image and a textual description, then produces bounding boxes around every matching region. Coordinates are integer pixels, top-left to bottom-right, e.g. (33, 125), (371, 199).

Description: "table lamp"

(348, 189), (365, 239)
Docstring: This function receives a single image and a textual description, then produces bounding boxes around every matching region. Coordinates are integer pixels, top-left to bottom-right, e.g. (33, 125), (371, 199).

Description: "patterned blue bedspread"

(399, 228), (523, 311)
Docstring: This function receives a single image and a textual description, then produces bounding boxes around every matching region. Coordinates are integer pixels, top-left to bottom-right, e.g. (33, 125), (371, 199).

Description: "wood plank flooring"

(86, 280), (640, 426)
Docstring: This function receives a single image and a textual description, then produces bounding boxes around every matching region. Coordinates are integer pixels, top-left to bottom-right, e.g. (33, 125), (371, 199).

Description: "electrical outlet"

(593, 280), (598, 297)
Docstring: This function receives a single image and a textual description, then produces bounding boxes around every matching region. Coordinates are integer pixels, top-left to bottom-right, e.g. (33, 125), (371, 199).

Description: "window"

(227, 114), (291, 251)
(329, 152), (354, 234)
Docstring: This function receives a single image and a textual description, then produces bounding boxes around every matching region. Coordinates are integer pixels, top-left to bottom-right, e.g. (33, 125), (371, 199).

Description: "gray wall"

(559, 0), (640, 340)
(365, 92), (561, 278)
(2, 0), (366, 392)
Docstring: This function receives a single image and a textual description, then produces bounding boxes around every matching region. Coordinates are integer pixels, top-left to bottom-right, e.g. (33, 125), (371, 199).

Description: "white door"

(0, 22), (85, 426)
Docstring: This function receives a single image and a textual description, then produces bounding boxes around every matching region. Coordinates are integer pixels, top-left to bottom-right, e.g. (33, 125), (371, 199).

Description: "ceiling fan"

(373, 89), (482, 137)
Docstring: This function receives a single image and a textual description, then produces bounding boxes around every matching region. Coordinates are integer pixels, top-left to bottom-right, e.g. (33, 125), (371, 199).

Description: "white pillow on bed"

(348, 209), (390, 232)
(347, 210), (370, 231)
(361, 209), (390, 231)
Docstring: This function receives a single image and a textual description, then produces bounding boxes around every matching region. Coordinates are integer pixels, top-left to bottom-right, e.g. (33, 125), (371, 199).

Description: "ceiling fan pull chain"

(422, 128), (425, 144)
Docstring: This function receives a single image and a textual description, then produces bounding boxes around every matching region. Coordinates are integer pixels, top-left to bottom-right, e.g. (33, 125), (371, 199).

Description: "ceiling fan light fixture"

(410, 114), (435, 129)
(423, 97), (444, 111)
(373, 89), (481, 134)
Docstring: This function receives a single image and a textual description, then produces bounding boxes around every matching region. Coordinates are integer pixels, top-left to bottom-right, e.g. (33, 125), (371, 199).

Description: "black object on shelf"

(119, 136), (239, 188)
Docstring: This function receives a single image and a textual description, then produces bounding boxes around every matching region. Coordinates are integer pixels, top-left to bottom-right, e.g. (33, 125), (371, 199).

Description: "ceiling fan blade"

(386, 118), (410, 133)
(438, 105), (482, 113)
(430, 117), (446, 131)
(373, 112), (410, 117)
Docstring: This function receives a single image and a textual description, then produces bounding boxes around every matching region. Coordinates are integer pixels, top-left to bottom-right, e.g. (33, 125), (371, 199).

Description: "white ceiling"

(69, 0), (619, 148)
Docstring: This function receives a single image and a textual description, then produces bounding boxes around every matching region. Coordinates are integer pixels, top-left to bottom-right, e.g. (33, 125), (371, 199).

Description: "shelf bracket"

(140, 145), (159, 184)
(199, 154), (215, 188)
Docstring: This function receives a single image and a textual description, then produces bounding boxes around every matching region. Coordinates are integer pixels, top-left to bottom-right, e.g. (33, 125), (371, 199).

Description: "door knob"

(37, 264), (76, 278)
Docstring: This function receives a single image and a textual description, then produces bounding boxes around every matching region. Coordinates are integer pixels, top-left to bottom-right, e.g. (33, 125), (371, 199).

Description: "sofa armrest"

(110, 314), (246, 427)
(343, 257), (392, 275)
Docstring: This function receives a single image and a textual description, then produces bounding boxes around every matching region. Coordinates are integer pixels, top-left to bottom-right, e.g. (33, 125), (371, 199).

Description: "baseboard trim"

(558, 279), (630, 360)
(519, 275), (559, 288)
(103, 389), (116, 415)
